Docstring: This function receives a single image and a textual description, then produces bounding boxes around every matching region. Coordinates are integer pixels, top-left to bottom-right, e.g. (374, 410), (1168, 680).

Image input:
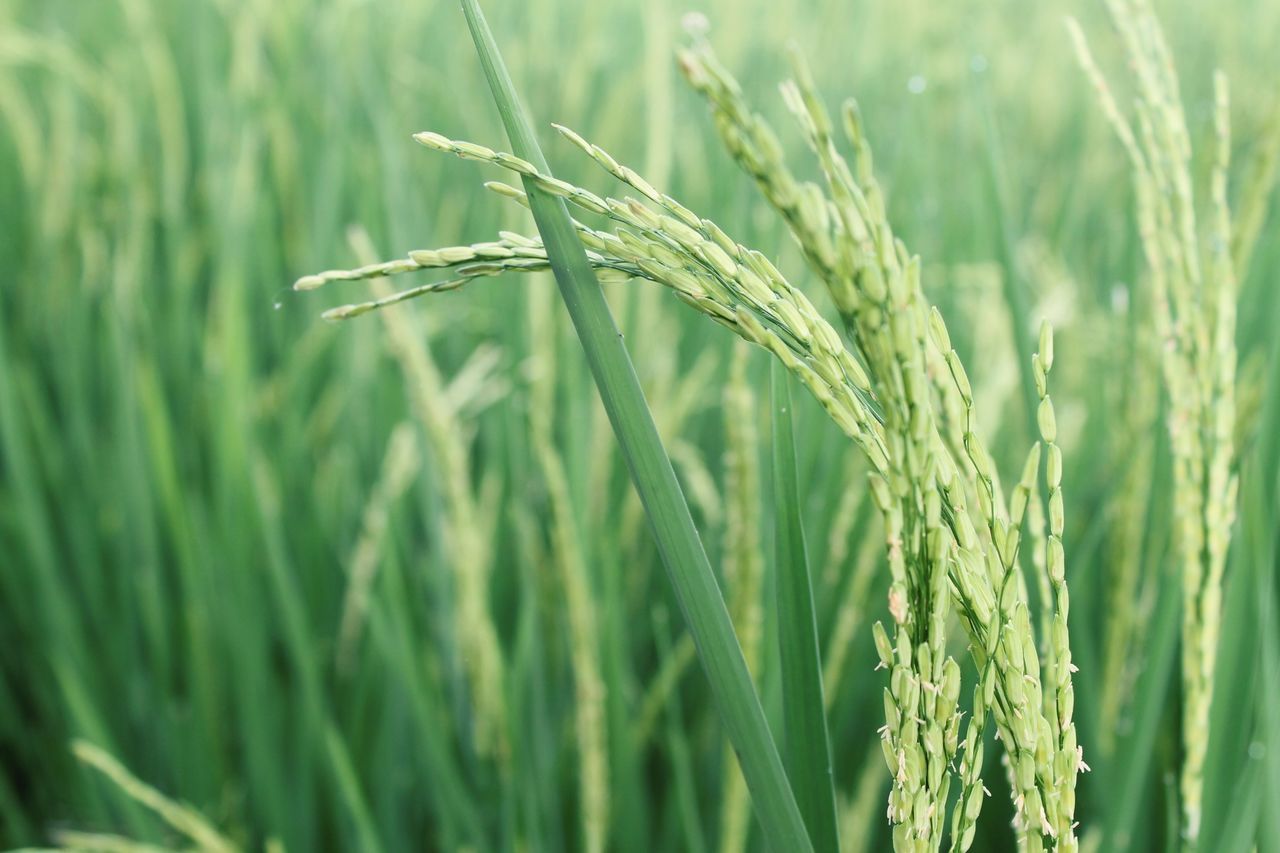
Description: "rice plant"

(300, 21), (1090, 850)
(3, 0), (1279, 851)
(1069, 2), (1260, 845)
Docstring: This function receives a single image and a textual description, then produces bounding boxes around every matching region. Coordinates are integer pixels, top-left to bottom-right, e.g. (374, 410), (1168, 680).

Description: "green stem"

(770, 361), (840, 853)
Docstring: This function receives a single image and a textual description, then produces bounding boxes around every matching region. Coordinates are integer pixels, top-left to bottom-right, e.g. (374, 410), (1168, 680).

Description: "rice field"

(2, 0), (1279, 850)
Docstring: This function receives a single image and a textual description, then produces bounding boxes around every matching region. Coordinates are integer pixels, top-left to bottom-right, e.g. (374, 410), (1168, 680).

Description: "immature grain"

(1230, 98), (1280, 276)
(1032, 321), (1083, 847)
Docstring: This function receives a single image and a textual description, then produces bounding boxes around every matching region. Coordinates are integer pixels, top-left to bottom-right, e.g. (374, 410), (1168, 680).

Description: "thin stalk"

(1104, 573), (1180, 850)
(770, 361), (840, 853)
(457, 3), (812, 850)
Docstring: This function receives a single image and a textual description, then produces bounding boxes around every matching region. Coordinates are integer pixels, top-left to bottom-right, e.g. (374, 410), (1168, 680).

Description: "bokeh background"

(2, 0), (1279, 850)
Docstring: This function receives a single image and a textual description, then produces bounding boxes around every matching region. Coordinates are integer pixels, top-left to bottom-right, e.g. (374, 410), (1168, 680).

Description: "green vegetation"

(2, 0), (1278, 850)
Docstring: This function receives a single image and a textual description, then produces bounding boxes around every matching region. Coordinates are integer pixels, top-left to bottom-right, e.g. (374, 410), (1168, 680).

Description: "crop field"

(2, 0), (1279, 850)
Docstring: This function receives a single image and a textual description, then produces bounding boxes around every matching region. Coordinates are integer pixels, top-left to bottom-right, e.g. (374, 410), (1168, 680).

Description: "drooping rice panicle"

(682, 43), (1082, 851)
(312, 131), (889, 475)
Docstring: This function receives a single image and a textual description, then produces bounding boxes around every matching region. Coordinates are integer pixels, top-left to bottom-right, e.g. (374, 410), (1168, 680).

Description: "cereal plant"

(300, 18), (1088, 850)
(2, 0), (1278, 851)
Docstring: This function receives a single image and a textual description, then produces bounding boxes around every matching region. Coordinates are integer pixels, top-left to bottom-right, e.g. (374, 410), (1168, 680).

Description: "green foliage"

(1, 0), (1278, 850)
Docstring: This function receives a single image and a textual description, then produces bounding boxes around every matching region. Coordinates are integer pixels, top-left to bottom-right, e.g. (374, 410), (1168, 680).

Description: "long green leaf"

(1103, 570), (1179, 851)
(1199, 511), (1261, 845)
(770, 361), (840, 853)
(1204, 430), (1280, 851)
(456, 3), (812, 850)
(1256, 537), (1280, 852)
(1213, 760), (1262, 853)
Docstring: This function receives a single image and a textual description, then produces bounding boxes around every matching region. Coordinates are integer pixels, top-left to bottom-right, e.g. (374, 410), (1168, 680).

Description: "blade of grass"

(1251, 276), (1280, 852)
(1256, 547), (1280, 853)
(1203, 426), (1280, 851)
(770, 361), (839, 853)
(1103, 569), (1179, 851)
(1162, 770), (1178, 853)
(1213, 760), (1262, 853)
(456, 3), (812, 850)
(1198, 512), (1261, 845)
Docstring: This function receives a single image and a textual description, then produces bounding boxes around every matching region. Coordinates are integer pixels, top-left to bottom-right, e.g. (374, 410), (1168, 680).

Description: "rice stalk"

(612, 350), (723, 560)
(816, 455), (879, 707)
(117, 0), (188, 222)
(771, 359), (841, 852)
(670, 438), (725, 528)
(820, 457), (869, 594)
(0, 74), (45, 187)
(303, 139), (884, 469)
(631, 634), (697, 749)
(1069, 6), (1241, 843)
(1034, 322), (1082, 842)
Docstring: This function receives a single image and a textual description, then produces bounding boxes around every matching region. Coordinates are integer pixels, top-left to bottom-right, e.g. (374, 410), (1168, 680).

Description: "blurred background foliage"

(1, 0), (1278, 850)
